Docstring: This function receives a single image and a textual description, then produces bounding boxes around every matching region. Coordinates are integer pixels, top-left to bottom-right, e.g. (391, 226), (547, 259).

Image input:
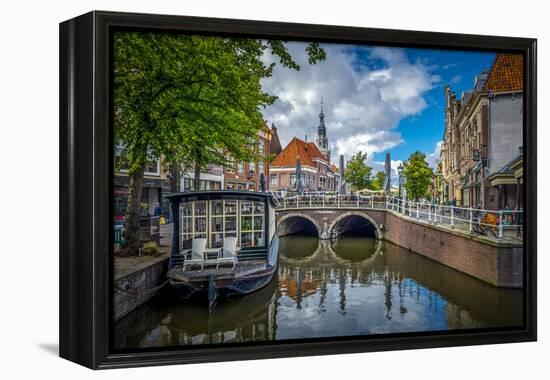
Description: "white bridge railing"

(276, 193), (388, 210)
(273, 192), (523, 240)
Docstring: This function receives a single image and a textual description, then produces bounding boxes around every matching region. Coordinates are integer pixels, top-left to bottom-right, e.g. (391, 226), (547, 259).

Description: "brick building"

(440, 53), (523, 209)
(224, 124), (272, 191)
(269, 103), (338, 192)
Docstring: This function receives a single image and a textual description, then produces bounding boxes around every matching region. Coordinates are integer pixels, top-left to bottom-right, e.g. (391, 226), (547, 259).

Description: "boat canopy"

(166, 191), (277, 257)
(165, 190), (278, 207)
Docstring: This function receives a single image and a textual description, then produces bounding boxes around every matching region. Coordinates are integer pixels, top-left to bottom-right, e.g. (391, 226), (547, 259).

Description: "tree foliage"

(113, 32), (325, 255)
(369, 171), (386, 191)
(402, 151), (433, 200)
(114, 32), (326, 175)
(344, 151), (372, 192)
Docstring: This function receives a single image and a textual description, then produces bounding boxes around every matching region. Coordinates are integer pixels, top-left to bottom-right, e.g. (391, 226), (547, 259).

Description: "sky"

(260, 42), (496, 177)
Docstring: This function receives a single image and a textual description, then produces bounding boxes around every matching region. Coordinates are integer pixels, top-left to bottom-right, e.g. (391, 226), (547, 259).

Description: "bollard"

(357, 196), (360, 208)
(309, 194), (312, 208)
(469, 208), (473, 232)
(428, 205), (432, 222)
(416, 203), (419, 219)
(322, 196), (325, 208)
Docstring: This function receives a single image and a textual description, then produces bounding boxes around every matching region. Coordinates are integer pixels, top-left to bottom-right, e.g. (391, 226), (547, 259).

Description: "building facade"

(114, 148), (171, 222)
(269, 103), (338, 192)
(440, 53), (523, 210)
(180, 166), (224, 191)
(223, 125), (272, 191)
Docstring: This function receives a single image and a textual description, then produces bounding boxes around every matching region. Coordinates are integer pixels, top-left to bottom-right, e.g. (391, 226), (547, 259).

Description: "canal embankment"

(114, 253), (170, 321)
(383, 210), (523, 288)
(113, 223), (173, 321)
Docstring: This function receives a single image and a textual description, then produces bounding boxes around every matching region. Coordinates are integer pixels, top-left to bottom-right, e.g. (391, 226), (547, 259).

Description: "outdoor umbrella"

(384, 152), (391, 196)
(295, 157), (304, 194)
(338, 154), (346, 194)
(259, 173), (266, 192)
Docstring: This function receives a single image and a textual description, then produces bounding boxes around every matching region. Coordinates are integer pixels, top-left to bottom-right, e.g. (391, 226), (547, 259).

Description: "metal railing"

(386, 197), (523, 239)
(275, 193), (388, 210)
(272, 192), (523, 240)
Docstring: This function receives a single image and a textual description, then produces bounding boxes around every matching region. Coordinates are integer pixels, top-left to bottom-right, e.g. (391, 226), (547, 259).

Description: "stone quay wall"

(113, 256), (169, 321)
(383, 210), (523, 288)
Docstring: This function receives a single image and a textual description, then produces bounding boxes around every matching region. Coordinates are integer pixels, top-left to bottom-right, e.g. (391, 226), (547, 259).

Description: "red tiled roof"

(271, 137), (327, 168)
(483, 53), (523, 93)
(330, 164), (339, 174)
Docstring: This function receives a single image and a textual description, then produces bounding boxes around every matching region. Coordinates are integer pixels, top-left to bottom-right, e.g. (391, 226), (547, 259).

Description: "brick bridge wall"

(275, 208), (523, 288)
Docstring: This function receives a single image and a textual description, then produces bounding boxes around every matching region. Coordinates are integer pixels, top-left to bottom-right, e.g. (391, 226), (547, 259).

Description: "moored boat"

(165, 191), (279, 310)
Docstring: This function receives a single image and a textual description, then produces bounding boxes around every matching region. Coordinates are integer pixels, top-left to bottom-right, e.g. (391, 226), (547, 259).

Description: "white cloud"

(260, 43), (440, 165)
(426, 140), (443, 169)
(442, 62), (460, 70)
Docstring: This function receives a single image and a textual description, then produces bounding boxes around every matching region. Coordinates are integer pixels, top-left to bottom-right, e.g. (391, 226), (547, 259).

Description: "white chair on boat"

(182, 238), (207, 271)
(216, 236), (240, 268)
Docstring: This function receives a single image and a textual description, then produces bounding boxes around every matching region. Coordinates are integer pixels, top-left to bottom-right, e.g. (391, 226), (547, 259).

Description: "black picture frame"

(59, 10), (537, 369)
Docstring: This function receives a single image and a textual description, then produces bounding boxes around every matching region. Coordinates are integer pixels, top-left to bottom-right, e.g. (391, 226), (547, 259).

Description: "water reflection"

(113, 237), (523, 349)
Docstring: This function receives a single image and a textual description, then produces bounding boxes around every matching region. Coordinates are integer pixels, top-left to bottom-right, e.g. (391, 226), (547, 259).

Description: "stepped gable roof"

(271, 137), (326, 168)
(483, 53), (523, 93)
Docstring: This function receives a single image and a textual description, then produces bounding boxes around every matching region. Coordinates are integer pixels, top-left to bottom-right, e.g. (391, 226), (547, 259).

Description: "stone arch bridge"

(276, 207), (386, 240)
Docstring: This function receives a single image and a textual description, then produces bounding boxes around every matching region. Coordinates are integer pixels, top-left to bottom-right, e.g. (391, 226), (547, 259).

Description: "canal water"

(113, 236), (523, 349)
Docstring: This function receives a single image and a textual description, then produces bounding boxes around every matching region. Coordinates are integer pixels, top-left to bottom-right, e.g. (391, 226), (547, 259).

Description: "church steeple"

(316, 98), (330, 161)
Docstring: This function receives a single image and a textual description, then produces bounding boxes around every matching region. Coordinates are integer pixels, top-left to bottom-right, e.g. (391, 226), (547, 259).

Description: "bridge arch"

(277, 213), (321, 237)
(328, 211), (381, 239)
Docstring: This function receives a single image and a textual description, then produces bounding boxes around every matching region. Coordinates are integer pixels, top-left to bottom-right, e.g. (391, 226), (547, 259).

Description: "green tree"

(344, 151), (372, 192)
(369, 171), (386, 191)
(402, 151), (433, 201)
(114, 32), (325, 255)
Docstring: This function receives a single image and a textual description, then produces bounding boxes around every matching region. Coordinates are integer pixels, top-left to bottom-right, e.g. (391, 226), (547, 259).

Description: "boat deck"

(168, 260), (268, 282)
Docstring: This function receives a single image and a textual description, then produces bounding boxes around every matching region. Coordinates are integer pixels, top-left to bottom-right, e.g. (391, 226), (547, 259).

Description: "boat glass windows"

(210, 200), (238, 248)
(180, 198), (265, 252)
(180, 201), (207, 250)
(241, 201), (265, 248)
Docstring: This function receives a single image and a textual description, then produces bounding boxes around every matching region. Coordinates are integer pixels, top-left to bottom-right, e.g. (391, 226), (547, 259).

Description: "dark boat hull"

(169, 264), (276, 302)
(169, 235), (279, 310)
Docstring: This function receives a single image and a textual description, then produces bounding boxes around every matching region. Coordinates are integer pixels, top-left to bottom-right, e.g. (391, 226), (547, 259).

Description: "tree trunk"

(169, 164), (180, 193)
(121, 165), (145, 256)
(194, 162), (201, 191)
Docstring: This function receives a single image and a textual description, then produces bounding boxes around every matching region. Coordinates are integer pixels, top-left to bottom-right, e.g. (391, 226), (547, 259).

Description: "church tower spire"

(316, 98), (330, 161)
